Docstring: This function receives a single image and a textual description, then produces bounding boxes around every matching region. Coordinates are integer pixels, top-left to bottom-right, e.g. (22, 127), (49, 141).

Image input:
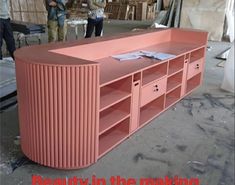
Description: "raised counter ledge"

(15, 28), (208, 86)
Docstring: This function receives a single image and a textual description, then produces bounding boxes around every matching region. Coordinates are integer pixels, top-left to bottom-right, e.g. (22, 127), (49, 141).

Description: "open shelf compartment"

(165, 86), (181, 108)
(99, 97), (131, 135)
(142, 62), (168, 86)
(167, 71), (183, 92)
(100, 76), (132, 110)
(190, 48), (205, 63)
(168, 55), (184, 76)
(99, 117), (130, 156)
(140, 94), (165, 126)
(186, 73), (201, 93)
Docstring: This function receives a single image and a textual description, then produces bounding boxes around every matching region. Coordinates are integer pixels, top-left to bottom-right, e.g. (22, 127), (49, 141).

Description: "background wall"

(9, 0), (47, 24)
(180, 0), (234, 41)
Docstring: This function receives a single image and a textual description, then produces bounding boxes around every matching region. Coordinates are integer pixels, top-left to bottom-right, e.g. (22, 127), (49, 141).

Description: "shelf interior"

(99, 118), (130, 156)
(100, 76), (132, 110)
(140, 94), (165, 126)
(142, 62), (168, 86)
(167, 71), (183, 92)
(168, 55), (184, 75)
(165, 86), (181, 107)
(186, 73), (201, 93)
(190, 48), (205, 63)
(99, 97), (131, 134)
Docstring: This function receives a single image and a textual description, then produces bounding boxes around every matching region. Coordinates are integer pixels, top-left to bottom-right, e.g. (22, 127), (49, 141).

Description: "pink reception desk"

(15, 28), (208, 169)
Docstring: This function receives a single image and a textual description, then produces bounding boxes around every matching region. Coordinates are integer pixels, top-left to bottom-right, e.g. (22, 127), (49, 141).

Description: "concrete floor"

(0, 20), (234, 185)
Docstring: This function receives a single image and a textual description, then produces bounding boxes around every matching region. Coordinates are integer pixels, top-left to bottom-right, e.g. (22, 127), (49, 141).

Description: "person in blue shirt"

(46, 0), (67, 42)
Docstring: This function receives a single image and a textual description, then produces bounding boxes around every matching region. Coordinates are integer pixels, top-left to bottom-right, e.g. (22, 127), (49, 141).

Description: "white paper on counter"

(112, 50), (176, 61)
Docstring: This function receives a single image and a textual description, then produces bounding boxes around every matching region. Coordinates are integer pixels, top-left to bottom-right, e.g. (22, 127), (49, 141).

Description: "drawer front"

(187, 59), (203, 80)
(141, 77), (167, 107)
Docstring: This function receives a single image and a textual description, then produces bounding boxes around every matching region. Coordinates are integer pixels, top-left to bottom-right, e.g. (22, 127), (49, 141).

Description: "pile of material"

(155, 0), (182, 27)
(105, 0), (156, 20)
(67, 0), (88, 19)
(152, 0), (234, 41)
(180, 0), (234, 41)
(10, 21), (45, 35)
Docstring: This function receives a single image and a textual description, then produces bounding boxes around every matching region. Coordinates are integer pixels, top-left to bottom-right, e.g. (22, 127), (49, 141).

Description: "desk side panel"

(15, 60), (99, 169)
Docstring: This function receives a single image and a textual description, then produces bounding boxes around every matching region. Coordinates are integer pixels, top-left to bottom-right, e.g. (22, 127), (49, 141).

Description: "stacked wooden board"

(105, 0), (156, 20)
(9, 0), (47, 24)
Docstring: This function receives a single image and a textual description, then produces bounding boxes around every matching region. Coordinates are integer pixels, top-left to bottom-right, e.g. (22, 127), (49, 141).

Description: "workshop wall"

(180, 0), (234, 41)
(9, 0), (47, 24)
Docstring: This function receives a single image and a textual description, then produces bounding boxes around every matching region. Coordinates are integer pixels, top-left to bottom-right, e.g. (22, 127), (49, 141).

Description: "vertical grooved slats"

(95, 65), (99, 159)
(87, 67), (91, 164)
(16, 61), (99, 169)
(91, 66), (94, 162)
(84, 66), (88, 165)
(58, 67), (62, 167)
(45, 66), (50, 165)
(80, 67), (84, 166)
(67, 67), (71, 167)
(26, 64), (31, 157)
(71, 67), (75, 167)
(75, 67), (80, 167)
(53, 67), (58, 167)
(48, 66), (54, 167)
(62, 67), (66, 167)
(33, 65), (39, 161)
(37, 65), (43, 163)
(41, 66), (46, 165)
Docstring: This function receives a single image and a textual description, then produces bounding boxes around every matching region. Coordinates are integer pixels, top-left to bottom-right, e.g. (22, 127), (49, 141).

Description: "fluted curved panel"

(15, 60), (99, 169)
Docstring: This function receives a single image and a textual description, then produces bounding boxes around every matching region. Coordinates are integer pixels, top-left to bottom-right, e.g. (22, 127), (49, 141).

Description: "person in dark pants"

(85, 0), (106, 38)
(0, 0), (16, 60)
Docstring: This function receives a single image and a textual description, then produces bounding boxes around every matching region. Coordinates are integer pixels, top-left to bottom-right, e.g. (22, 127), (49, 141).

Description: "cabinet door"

(130, 80), (140, 133)
(141, 77), (167, 107)
(187, 58), (203, 80)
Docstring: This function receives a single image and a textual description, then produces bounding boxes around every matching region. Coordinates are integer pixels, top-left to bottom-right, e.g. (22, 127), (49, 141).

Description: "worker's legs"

(85, 18), (95, 38)
(48, 20), (58, 42)
(58, 26), (65, 41)
(58, 21), (66, 42)
(63, 21), (67, 41)
(95, 19), (103, 37)
(3, 19), (16, 60)
(0, 18), (16, 60)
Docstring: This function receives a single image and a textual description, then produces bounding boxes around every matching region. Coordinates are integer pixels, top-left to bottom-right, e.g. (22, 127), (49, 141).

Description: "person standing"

(0, 0), (16, 60)
(46, 0), (67, 42)
(85, 0), (106, 38)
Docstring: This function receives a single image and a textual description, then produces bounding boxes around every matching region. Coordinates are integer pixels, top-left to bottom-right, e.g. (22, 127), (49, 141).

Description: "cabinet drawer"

(141, 77), (167, 107)
(187, 59), (203, 80)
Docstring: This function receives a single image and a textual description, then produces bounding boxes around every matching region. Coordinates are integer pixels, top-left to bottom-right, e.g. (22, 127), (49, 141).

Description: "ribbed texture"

(15, 60), (99, 169)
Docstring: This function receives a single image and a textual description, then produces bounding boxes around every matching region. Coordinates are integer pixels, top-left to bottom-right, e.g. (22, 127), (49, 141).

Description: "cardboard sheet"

(180, 0), (234, 41)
